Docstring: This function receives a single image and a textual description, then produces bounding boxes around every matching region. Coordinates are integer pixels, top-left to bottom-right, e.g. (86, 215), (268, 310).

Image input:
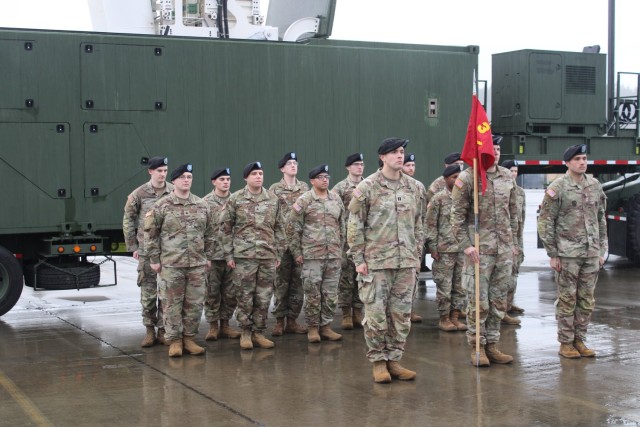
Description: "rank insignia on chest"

(454, 179), (464, 189)
(397, 197), (402, 202)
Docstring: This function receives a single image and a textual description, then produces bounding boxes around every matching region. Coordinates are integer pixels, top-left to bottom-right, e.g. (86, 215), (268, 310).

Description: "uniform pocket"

(357, 273), (375, 304)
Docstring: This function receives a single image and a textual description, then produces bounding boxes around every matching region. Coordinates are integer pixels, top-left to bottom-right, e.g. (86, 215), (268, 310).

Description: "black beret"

(404, 153), (415, 164)
(443, 152), (461, 164)
(443, 164), (462, 177)
(147, 156), (168, 170)
(170, 163), (193, 182)
(243, 161), (263, 178)
(492, 134), (503, 146)
(309, 164), (329, 179)
(378, 137), (408, 155)
(277, 152), (298, 168)
(210, 167), (231, 181)
(345, 153), (364, 167)
(501, 160), (518, 169)
(563, 144), (587, 161)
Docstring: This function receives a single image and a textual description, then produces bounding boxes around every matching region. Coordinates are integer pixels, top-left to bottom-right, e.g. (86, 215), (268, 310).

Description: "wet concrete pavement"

(1, 190), (640, 426)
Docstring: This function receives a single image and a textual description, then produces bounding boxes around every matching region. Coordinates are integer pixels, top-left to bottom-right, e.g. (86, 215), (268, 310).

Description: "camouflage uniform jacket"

(287, 189), (346, 260)
(122, 181), (174, 255)
(332, 176), (362, 220)
(450, 166), (518, 255)
(425, 187), (461, 254)
(203, 190), (230, 261)
(426, 176), (446, 205)
(515, 185), (526, 251)
(537, 173), (607, 258)
(144, 192), (215, 267)
(221, 187), (285, 261)
(269, 178), (309, 251)
(347, 170), (424, 269)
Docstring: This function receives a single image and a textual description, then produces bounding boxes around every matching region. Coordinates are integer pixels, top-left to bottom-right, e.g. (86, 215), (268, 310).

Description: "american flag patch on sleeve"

(454, 179), (464, 189)
(292, 203), (302, 212)
(546, 188), (556, 198)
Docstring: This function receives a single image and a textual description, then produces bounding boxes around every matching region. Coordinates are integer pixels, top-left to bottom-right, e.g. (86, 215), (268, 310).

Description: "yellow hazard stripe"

(0, 368), (53, 427)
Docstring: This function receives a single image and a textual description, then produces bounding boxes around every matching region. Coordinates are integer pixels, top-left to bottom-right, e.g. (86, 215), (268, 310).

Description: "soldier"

(123, 156), (173, 348)
(450, 135), (518, 367)
(425, 164), (467, 332)
(203, 168), (242, 341)
(348, 137), (423, 383)
(287, 164), (345, 343)
(222, 161), (285, 350)
(332, 153), (365, 330)
(144, 163), (215, 357)
(426, 152), (464, 204)
(269, 152), (309, 336)
(501, 159), (526, 326)
(538, 144), (607, 359)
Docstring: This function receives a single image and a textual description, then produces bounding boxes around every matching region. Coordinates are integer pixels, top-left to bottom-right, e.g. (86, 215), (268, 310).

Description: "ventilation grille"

(566, 65), (596, 95)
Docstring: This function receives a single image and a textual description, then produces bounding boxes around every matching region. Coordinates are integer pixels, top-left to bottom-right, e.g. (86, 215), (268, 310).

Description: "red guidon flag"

(461, 94), (495, 195)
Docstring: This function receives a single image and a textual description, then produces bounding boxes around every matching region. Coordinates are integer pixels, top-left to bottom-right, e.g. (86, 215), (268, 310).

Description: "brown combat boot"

(509, 304), (525, 314)
(459, 310), (466, 319)
(183, 336), (205, 355)
(573, 339), (596, 357)
(285, 317), (307, 334)
(272, 317), (285, 336)
(205, 322), (219, 341)
(470, 345), (490, 367)
(220, 319), (241, 339)
(157, 328), (166, 345)
(450, 310), (467, 331)
(559, 343), (581, 358)
(387, 361), (416, 380)
(410, 310), (423, 323)
(240, 327), (253, 350)
(307, 326), (321, 343)
(502, 314), (522, 325)
(485, 343), (513, 364)
(372, 361), (392, 383)
(319, 325), (342, 341)
(141, 326), (156, 348)
(168, 339), (183, 357)
(252, 331), (275, 349)
(438, 314), (457, 332)
(353, 307), (364, 327)
(341, 307), (353, 330)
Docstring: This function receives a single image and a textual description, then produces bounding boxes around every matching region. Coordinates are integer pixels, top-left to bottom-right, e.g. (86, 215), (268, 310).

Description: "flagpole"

(472, 70), (481, 366)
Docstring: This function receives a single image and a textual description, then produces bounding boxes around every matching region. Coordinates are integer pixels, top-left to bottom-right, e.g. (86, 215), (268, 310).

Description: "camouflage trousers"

(337, 255), (363, 308)
(158, 265), (206, 341)
(507, 251), (525, 307)
(234, 258), (276, 331)
(432, 252), (465, 315)
(359, 268), (415, 363)
(555, 257), (599, 344)
(272, 250), (304, 319)
(463, 252), (512, 346)
(137, 256), (163, 328)
(301, 259), (341, 327)
(204, 260), (237, 323)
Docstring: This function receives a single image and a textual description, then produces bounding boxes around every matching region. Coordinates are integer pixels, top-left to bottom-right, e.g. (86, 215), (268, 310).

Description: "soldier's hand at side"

(275, 260), (281, 269)
(151, 263), (161, 273)
(512, 247), (518, 256)
(550, 257), (561, 272)
(464, 247), (479, 264)
(206, 260), (212, 271)
(295, 255), (304, 265)
(431, 251), (440, 261)
(227, 259), (236, 269)
(132, 250), (139, 260)
(599, 256), (605, 269)
(355, 263), (368, 276)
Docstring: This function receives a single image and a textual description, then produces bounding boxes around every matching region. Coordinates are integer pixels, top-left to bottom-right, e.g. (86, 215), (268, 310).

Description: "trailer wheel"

(24, 260), (100, 290)
(627, 193), (640, 265)
(0, 246), (24, 317)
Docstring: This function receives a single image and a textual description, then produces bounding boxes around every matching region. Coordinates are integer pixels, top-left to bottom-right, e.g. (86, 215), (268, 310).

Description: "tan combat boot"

(251, 331), (275, 349)
(272, 317), (285, 336)
(141, 326), (156, 348)
(240, 327), (253, 350)
(509, 304), (525, 314)
(372, 361), (392, 383)
(183, 336), (205, 355)
(450, 310), (467, 331)
(573, 339), (596, 357)
(502, 314), (522, 325)
(319, 325), (342, 341)
(559, 343), (581, 358)
(285, 317), (307, 334)
(307, 326), (321, 343)
(438, 314), (457, 332)
(387, 361), (416, 380)
(353, 307), (364, 327)
(219, 319), (241, 339)
(168, 339), (183, 357)
(410, 310), (423, 323)
(485, 343), (513, 364)
(205, 322), (219, 341)
(341, 307), (353, 330)
(157, 328), (166, 345)
(470, 345), (490, 367)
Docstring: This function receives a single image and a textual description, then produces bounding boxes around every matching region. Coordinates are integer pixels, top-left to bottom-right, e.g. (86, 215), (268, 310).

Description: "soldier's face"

(213, 176), (230, 192)
(381, 147), (405, 171)
(149, 166), (168, 186)
(245, 170), (263, 189)
(403, 162), (415, 176)
(346, 161), (364, 178)
(493, 145), (501, 166)
(280, 160), (298, 178)
(509, 167), (518, 179)
(173, 172), (193, 191)
(444, 172), (459, 190)
(566, 154), (588, 174)
(311, 174), (330, 191)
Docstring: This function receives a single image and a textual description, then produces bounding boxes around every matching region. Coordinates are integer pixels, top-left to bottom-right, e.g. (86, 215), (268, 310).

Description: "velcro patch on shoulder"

(546, 188), (557, 199)
(454, 179), (464, 189)
(292, 203), (302, 212)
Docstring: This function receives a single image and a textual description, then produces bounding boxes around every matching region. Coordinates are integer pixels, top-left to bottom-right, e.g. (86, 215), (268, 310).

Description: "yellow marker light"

(73, 245), (81, 253)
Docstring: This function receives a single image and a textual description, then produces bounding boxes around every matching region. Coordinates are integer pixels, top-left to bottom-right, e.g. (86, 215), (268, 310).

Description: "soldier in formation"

(426, 152), (464, 204)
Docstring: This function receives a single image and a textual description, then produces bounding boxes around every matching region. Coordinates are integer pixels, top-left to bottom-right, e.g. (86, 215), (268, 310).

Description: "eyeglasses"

(351, 162), (364, 167)
(285, 160), (298, 166)
(176, 175), (193, 180)
(315, 175), (330, 181)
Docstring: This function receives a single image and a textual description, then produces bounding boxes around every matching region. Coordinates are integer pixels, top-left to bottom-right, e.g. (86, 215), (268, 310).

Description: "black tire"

(24, 260), (100, 290)
(0, 246), (24, 317)
(627, 193), (640, 265)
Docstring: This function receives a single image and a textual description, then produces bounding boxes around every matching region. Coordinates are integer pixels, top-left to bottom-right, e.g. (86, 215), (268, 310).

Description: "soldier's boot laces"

(319, 325), (342, 341)
(141, 326), (156, 348)
(438, 314), (457, 332)
(485, 343), (513, 364)
(157, 328), (166, 345)
(341, 307), (353, 330)
(502, 314), (522, 325)
(168, 339), (183, 358)
(251, 331), (275, 349)
(470, 345), (490, 367)
(410, 310), (423, 323)
(387, 361), (416, 380)
(307, 326), (321, 343)
(450, 310), (468, 331)
(183, 336), (205, 355)
(285, 317), (307, 334)
(272, 317), (285, 336)
(372, 361), (392, 384)
(220, 320), (241, 339)
(352, 307), (364, 327)
(205, 322), (219, 341)
(240, 327), (253, 350)
(573, 339), (596, 357)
